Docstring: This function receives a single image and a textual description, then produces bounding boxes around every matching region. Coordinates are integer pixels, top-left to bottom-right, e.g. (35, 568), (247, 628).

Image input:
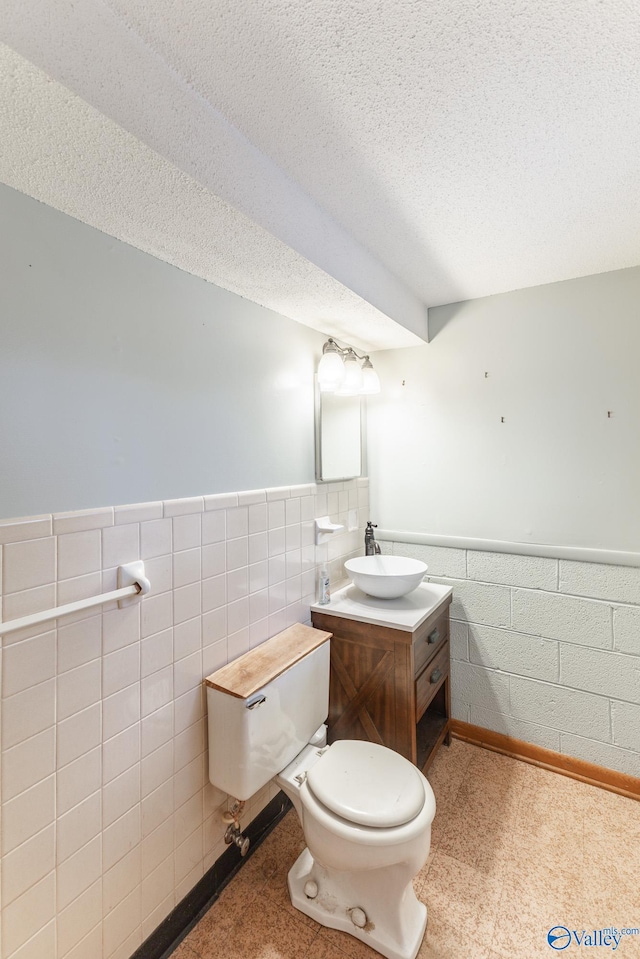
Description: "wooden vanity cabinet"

(311, 593), (452, 773)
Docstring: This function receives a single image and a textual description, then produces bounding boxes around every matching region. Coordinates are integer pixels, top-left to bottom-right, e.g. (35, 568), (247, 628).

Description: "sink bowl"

(344, 555), (428, 599)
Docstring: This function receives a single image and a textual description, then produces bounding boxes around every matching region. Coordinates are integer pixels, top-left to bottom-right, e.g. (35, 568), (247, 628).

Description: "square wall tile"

(227, 567), (248, 602)
(202, 607), (226, 647)
(58, 614), (102, 672)
(174, 617), (201, 661)
(228, 628), (250, 661)
(57, 878), (102, 958)
(268, 501), (285, 529)
(103, 644), (140, 698)
(226, 537), (248, 571)
(248, 503), (267, 534)
(141, 855), (174, 921)
(57, 747), (101, 817)
(56, 835), (101, 912)
(202, 638), (227, 676)
(201, 511), (225, 545)
(173, 721), (204, 774)
(226, 507), (248, 539)
(141, 592), (172, 639)
(173, 514), (201, 552)
(174, 687), (203, 737)
(141, 703), (173, 758)
(102, 805), (140, 872)
(103, 887), (141, 959)
(1, 872), (55, 957)
(57, 659), (102, 722)
(142, 666), (174, 718)
(2, 679), (55, 751)
(2, 630), (56, 698)
(141, 741), (174, 799)
(3, 537), (56, 594)
(63, 922), (102, 959)
(103, 725), (140, 785)
(141, 627), (173, 678)
(103, 524), (140, 569)
(103, 684), (141, 741)
(142, 818), (174, 876)
(173, 652), (201, 700)
(202, 574), (226, 613)
(202, 542), (225, 578)
(2, 775), (55, 855)
(2, 823), (55, 908)
(103, 766), (140, 829)
(173, 548), (201, 588)
(103, 846), (141, 915)
(174, 583), (201, 625)
(144, 554), (172, 595)
(142, 781), (173, 838)
(141, 519), (172, 560)
(58, 702), (101, 768)
(173, 756), (203, 809)
(58, 530), (101, 580)
(57, 791), (102, 866)
(103, 604), (139, 654)
(2, 728), (56, 803)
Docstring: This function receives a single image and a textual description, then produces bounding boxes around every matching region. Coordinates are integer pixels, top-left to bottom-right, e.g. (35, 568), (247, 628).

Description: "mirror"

(315, 379), (365, 481)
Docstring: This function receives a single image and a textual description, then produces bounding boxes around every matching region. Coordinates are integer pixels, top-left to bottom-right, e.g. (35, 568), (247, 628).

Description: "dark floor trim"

(131, 791), (292, 959)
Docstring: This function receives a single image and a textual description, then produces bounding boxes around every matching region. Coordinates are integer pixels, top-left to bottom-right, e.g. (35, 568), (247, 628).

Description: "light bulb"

(360, 358), (380, 394)
(336, 352), (364, 395)
(361, 366), (381, 394)
(318, 348), (345, 392)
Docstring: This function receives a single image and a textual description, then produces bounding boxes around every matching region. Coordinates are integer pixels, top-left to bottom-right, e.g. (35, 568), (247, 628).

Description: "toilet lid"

(306, 740), (425, 827)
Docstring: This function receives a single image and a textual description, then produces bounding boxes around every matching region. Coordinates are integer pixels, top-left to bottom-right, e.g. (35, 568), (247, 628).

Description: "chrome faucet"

(365, 521), (381, 555)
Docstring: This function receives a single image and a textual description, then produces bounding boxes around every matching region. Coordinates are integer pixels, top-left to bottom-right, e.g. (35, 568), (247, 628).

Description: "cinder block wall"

(382, 541), (640, 777)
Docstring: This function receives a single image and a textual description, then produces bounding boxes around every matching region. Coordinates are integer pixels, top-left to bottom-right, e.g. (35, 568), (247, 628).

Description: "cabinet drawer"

(415, 641), (449, 723)
(413, 611), (449, 678)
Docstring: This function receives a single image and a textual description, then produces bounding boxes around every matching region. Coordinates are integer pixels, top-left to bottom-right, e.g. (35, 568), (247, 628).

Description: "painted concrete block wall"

(367, 266), (640, 552)
(0, 183), (326, 520)
(0, 480), (367, 959)
(382, 540), (640, 777)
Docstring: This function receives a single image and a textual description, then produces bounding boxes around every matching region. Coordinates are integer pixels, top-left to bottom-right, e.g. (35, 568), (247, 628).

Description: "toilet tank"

(205, 625), (331, 800)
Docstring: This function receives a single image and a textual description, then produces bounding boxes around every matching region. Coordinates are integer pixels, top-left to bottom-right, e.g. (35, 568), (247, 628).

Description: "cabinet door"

(328, 631), (397, 750)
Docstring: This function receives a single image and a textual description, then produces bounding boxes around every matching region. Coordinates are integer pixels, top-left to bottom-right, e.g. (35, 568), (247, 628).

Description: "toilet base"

(287, 848), (427, 959)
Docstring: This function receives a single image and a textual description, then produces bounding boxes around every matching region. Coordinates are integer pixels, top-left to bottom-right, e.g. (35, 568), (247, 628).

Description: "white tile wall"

(0, 479), (367, 959)
(386, 539), (640, 778)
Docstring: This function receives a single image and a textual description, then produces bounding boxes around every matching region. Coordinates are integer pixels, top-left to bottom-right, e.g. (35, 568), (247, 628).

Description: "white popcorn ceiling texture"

(1, 0), (640, 346)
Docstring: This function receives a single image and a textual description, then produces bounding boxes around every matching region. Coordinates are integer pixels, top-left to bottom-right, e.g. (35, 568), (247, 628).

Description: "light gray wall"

(0, 185), (326, 520)
(368, 267), (640, 553)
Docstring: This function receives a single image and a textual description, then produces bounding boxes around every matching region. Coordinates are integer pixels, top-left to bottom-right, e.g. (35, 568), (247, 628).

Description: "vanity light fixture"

(317, 338), (381, 395)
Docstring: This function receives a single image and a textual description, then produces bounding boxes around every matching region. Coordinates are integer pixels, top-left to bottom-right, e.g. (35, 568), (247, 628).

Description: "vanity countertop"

(310, 581), (452, 632)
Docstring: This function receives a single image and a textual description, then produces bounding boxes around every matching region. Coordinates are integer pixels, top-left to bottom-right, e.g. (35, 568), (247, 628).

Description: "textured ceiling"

(2, 0), (640, 344)
(0, 44), (419, 352)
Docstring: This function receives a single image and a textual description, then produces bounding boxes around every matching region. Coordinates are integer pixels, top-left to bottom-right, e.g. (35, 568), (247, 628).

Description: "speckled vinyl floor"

(171, 741), (640, 959)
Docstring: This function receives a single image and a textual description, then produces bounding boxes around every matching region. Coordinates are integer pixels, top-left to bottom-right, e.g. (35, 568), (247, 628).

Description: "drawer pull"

(427, 628), (440, 645)
(430, 667), (442, 685)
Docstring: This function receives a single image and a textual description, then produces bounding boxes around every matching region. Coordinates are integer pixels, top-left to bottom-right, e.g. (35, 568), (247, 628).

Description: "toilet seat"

(305, 740), (426, 829)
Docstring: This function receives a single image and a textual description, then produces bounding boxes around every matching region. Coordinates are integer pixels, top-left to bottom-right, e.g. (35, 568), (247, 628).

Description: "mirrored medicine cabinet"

(314, 377), (366, 482)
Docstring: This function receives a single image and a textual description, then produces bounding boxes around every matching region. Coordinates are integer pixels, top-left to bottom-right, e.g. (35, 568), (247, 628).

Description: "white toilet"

(206, 628), (436, 959)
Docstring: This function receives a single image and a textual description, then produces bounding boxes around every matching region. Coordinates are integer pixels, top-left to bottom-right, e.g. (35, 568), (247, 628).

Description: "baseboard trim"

(450, 720), (640, 801)
(131, 791), (292, 959)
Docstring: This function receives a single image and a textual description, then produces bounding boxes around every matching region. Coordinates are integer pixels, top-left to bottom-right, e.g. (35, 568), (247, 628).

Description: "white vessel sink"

(344, 555), (428, 599)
